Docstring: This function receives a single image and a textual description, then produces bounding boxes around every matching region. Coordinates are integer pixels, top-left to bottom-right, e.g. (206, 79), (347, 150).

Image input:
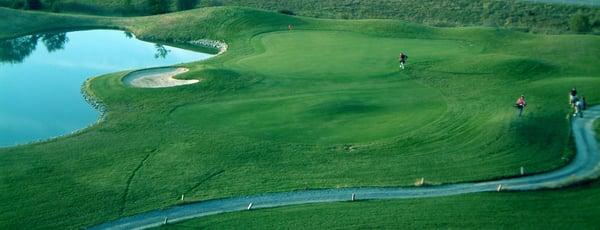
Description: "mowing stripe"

(90, 105), (600, 230)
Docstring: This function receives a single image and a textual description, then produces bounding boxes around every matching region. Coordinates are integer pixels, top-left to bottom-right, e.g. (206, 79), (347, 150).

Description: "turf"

(0, 6), (599, 229)
(161, 181), (600, 229)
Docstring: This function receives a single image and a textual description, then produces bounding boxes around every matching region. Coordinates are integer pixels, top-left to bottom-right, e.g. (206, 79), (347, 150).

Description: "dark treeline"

(5, 0), (197, 14)
(1, 0), (599, 33)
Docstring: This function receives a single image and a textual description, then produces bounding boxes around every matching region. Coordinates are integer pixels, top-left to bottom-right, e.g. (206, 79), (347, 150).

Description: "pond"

(0, 29), (214, 147)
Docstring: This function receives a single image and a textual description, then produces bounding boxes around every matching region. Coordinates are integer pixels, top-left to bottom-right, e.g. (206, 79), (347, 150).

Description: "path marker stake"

(352, 193), (356, 201)
(520, 166), (525, 175)
(181, 194), (185, 201)
(497, 184), (503, 192)
(247, 203), (253, 210)
(415, 177), (425, 186)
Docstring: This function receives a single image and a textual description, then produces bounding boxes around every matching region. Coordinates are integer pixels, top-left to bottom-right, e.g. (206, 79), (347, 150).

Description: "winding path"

(91, 105), (600, 230)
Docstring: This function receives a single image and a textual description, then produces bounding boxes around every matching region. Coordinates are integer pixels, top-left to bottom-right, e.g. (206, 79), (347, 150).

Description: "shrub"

(278, 9), (295, 15)
(176, 0), (197, 11)
(147, 0), (170, 15)
(592, 13), (600, 29)
(25, 0), (41, 10)
(570, 14), (591, 33)
(124, 0), (133, 11)
(205, 0), (222, 7)
(46, 0), (60, 12)
(10, 0), (25, 9)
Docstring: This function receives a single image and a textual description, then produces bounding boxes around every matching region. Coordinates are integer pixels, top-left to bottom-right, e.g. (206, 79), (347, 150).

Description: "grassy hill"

(1, 0), (600, 33)
(0, 5), (599, 229)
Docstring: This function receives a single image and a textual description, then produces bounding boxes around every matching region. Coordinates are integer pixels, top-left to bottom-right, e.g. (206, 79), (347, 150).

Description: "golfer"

(574, 97), (584, 118)
(399, 52), (408, 69)
(570, 87), (577, 106)
(515, 95), (527, 117)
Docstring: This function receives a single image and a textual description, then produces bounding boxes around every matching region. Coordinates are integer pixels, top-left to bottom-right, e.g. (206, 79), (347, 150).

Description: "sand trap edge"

(122, 67), (199, 88)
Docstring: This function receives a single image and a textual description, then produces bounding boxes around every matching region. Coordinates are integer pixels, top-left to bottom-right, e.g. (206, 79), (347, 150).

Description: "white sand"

(122, 67), (199, 88)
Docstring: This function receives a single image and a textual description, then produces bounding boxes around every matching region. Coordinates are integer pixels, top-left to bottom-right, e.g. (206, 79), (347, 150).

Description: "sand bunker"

(122, 67), (199, 88)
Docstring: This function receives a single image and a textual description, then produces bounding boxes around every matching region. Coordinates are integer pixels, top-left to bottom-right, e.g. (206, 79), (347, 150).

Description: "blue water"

(0, 30), (212, 147)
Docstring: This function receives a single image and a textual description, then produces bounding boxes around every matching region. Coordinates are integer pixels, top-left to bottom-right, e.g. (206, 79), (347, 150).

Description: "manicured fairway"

(0, 6), (599, 229)
(174, 31), (451, 144)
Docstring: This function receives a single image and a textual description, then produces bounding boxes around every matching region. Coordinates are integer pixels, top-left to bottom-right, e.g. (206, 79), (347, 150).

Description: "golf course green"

(0, 3), (599, 229)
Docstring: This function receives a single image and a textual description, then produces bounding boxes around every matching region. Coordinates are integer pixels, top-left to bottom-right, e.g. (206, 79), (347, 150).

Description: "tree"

(176, 0), (197, 11)
(570, 14), (591, 33)
(25, 0), (42, 10)
(124, 0), (134, 13)
(148, 0), (170, 15)
(46, 0), (60, 12)
(11, 0), (25, 9)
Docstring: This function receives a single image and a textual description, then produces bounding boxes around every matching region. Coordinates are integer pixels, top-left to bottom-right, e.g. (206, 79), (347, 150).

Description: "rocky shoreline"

(186, 39), (229, 55)
(81, 77), (106, 119)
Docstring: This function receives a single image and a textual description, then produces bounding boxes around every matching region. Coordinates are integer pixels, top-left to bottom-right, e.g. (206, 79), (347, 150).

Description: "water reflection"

(124, 31), (133, 39)
(0, 32), (68, 64)
(41, 33), (69, 52)
(154, 44), (171, 59)
(0, 32), (173, 64)
(0, 35), (39, 64)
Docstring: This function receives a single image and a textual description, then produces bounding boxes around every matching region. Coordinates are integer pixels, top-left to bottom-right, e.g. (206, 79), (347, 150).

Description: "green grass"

(0, 6), (600, 229)
(162, 181), (600, 229)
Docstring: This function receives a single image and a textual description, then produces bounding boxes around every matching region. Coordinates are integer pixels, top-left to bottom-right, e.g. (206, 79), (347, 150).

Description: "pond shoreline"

(0, 29), (224, 148)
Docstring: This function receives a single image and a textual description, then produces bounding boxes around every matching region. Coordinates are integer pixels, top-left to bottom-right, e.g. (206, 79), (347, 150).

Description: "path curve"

(91, 105), (600, 230)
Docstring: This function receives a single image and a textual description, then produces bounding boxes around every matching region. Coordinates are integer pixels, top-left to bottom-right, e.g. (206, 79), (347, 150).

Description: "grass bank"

(0, 6), (119, 38)
(0, 6), (599, 229)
